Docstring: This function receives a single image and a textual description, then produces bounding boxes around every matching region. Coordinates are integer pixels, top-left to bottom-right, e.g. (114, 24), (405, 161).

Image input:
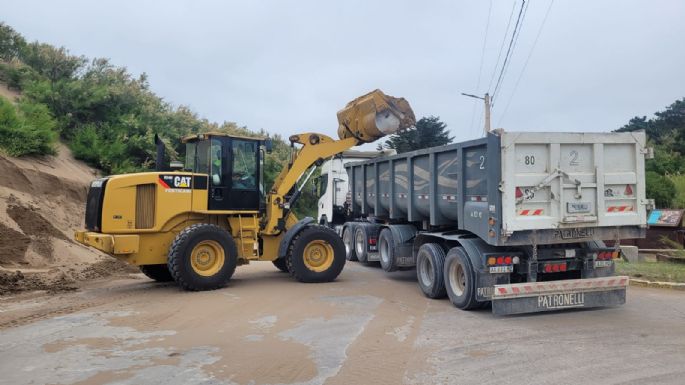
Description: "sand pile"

(0, 144), (137, 295)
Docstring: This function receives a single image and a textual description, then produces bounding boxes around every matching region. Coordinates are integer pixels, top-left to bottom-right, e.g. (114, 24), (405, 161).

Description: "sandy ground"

(1, 261), (684, 385)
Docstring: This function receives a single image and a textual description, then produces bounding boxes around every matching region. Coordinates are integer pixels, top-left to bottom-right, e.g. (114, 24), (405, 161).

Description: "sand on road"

(1, 261), (685, 385)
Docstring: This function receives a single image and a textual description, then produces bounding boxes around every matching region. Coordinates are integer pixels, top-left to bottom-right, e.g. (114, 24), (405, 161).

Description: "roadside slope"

(0, 144), (136, 294)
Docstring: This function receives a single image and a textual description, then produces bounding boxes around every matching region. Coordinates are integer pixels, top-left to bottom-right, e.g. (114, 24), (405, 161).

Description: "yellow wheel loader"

(74, 90), (415, 290)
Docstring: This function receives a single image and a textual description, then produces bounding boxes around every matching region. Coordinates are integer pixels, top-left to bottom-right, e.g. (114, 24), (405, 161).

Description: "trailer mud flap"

(491, 276), (629, 316)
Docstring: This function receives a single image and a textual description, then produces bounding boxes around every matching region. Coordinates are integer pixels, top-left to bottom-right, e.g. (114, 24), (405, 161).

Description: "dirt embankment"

(0, 144), (137, 295)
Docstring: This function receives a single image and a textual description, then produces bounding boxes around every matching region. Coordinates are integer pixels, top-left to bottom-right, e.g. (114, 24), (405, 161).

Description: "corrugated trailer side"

(348, 135), (501, 243)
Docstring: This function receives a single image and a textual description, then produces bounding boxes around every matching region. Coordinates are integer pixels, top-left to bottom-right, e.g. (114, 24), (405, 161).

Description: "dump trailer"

(75, 89), (415, 291)
(341, 130), (651, 315)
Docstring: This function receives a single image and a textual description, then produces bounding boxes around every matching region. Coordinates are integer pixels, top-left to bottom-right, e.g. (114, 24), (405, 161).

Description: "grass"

(616, 260), (685, 283)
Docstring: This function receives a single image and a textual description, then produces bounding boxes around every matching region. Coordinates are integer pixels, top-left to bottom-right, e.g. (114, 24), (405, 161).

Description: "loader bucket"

(336, 89), (416, 144)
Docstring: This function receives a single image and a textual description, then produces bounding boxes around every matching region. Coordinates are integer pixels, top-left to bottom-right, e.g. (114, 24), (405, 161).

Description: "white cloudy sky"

(2, 0), (684, 146)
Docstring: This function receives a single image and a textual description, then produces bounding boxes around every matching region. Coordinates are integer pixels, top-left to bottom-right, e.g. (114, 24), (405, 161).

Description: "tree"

(646, 171), (676, 208)
(378, 116), (453, 153)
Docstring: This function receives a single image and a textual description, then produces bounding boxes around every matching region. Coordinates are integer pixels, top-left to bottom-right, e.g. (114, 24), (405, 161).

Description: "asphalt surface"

(1, 261), (684, 385)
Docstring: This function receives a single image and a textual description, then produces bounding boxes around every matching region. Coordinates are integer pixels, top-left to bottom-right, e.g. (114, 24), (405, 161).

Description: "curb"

(630, 278), (685, 291)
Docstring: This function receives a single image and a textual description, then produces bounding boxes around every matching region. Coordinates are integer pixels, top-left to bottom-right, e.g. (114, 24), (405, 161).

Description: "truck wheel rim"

(355, 232), (365, 255)
(343, 231), (351, 255)
(190, 240), (225, 277)
(419, 256), (433, 286)
(380, 237), (390, 264)
(449, 261), (466, 297)
(303, 240), (334, 272)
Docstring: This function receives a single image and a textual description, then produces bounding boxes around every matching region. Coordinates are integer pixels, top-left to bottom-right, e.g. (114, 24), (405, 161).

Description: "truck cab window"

(232, 140), (257, 190)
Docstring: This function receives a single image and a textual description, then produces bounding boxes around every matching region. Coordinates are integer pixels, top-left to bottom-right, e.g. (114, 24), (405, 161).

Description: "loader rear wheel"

(286, 226), (345, 283)
(272, 258), (289, 272)
(342, 225), (358, 261)
(167, 224), (238, 291)
(139, 264), (174, 282)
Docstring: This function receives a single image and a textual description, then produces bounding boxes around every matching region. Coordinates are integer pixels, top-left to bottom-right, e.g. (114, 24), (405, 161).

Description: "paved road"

(1, 261), (684, 385)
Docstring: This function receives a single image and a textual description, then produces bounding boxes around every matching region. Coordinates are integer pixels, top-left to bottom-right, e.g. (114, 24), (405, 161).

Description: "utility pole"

(461, 92), (492, 135)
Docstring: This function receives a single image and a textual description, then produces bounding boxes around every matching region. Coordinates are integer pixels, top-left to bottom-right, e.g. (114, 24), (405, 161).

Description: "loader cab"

(183, 133), (266, 211)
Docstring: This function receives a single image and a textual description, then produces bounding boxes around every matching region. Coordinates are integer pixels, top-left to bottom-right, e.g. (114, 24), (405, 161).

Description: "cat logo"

(174, 176), (191, 188)
(158, 175), (192, 193)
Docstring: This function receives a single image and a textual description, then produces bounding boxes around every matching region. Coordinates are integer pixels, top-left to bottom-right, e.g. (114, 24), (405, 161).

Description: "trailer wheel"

(167, 224), (238, 291)
(354, 225), (369, 263)
(272, 258), (289, 272)
(378, 228), (398, 272)
(444, 247), (479, 310)
(139, 264), (174, 282)
(416, 243), (447, 299)
(286, 226), (346, 283)
(342, 225), (358, 261)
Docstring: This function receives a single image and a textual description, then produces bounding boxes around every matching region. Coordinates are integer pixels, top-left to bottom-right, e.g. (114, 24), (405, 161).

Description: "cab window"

(210, 139), (222, 185)
(232, 140), (257, 190)
(195, 139), (211, 175)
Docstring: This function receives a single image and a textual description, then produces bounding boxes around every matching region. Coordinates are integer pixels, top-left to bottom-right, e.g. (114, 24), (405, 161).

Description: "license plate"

(567, 202), (591, 213)
(537, 292), (586, 310)
(489, 265), (513, 274)
(594, 260), (613, 268)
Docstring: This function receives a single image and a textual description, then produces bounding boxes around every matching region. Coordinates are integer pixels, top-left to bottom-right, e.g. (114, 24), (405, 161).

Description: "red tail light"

(552, 264), (560, 272)
(369, 238), (377, 245)
(504, 256), (512, 264)
(560, 263), (567, 272)
(624, 184), (633, 196)
(544, 264), (552, 273)
(497, 256), (504, 264)
(515, 187), (523, 199)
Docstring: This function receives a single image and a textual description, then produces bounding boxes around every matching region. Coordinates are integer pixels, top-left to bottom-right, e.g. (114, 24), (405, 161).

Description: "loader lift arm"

(262, 89), (415, 235)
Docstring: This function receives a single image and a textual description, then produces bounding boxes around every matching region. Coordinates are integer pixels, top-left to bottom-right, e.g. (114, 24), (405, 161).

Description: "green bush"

(646, 171), (676, 208)
(669, 175), (685, 209)
(0, 96), (57, 156)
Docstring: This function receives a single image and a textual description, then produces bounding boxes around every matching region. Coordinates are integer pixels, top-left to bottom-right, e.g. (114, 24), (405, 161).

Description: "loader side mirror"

(264, 138), (273, 153)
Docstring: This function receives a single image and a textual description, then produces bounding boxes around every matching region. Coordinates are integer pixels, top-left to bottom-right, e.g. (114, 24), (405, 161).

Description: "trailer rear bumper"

(491, 276), (629, 316)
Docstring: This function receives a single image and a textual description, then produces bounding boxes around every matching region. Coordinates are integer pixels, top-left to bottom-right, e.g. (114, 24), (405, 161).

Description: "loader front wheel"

(167, 224), (238, 291)
(286, 226), (345, 283)
(139, 264), (174, 282)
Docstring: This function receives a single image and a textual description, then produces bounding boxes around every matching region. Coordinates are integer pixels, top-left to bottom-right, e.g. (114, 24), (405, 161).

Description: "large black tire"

(378, 228), (398, 272)
(443, 247), (480, 310)
(286, 225), (346, 283)
(354, 225), (369, 263)
(272, 258), (289, 272)
(139, 264), (174, 282)
(342, 225), (358, 261)
(416, 243), (447, 299)
(167, 224), (238, 291)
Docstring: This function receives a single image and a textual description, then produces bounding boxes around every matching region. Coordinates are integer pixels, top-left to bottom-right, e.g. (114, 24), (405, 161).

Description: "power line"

(493, 0), (529, 105)
(497, 0), (555, 126)
(487, 1), (517, 92)
(492, 0), (528, 103)
(469, 0), (493, 135)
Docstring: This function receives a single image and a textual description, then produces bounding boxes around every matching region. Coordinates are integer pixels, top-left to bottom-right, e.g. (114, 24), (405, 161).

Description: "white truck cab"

(316, 150), (395, 226)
